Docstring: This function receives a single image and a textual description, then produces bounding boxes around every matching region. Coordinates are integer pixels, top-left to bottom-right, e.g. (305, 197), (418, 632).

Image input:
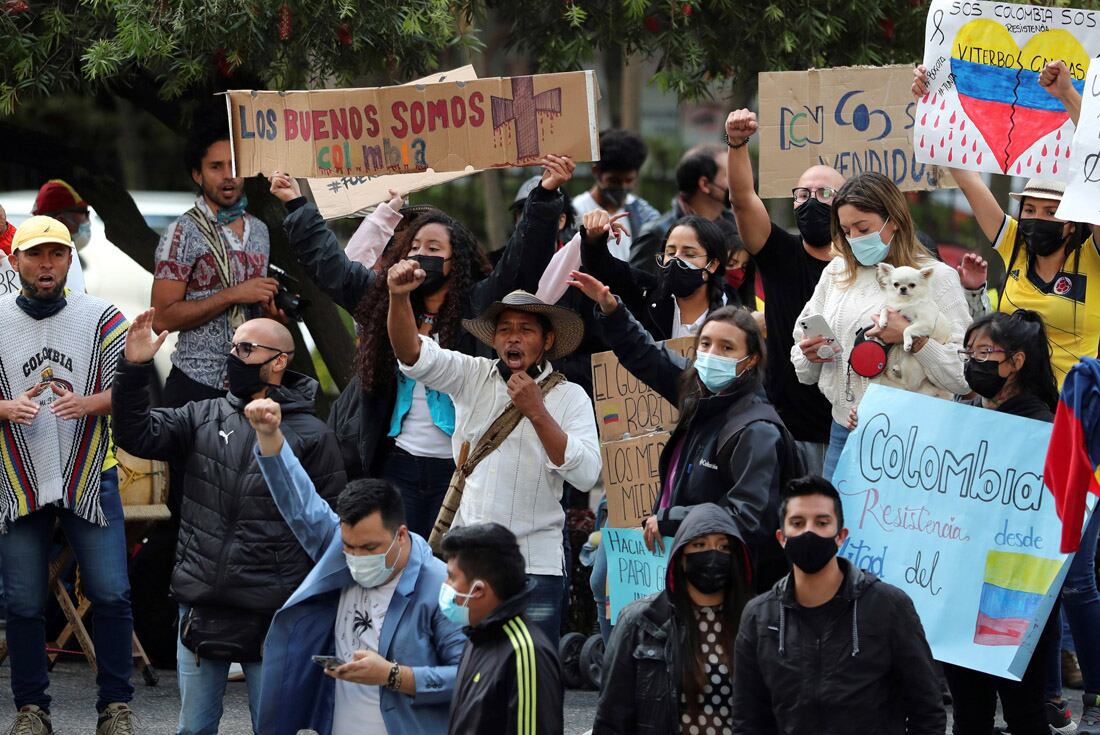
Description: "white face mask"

(345, 532), (400, 588)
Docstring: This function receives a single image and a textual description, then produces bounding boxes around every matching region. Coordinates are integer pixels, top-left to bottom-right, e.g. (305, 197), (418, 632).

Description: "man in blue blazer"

(246, 397), (466, 735)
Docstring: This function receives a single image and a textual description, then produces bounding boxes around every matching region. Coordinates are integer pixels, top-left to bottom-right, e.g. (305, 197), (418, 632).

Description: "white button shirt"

(400, 336), (601, 576)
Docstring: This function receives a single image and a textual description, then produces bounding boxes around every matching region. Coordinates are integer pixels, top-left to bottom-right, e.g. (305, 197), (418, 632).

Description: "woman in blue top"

(269, 159), (573, 537)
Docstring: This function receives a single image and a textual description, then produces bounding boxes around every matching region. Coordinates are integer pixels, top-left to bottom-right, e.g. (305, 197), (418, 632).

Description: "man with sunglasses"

(111, 311), (345, 735)
(724, 109), (845, 475)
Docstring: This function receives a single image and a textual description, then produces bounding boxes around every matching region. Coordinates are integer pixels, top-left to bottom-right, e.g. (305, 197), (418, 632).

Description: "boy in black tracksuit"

(440, 523), (563, 735)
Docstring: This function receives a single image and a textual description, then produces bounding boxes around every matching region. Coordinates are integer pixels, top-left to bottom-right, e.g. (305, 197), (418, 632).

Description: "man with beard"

(151, 118), (281, 408)
(0, 217), (136, 735)
(724, 109), (843, 474)
(111, 309), (345, 734)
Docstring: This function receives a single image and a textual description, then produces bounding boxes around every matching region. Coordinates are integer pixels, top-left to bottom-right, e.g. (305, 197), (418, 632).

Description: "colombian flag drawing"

(952, 21), (1086, 173)
(975, 551), (1063, 646)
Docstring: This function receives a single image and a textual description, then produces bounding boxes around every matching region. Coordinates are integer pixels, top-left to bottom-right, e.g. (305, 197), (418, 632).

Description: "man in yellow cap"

(0, 216), (137, 735)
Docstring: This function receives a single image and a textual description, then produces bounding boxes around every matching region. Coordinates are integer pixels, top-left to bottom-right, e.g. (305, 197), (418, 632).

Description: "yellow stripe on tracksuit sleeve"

(503, 619), (536, 735)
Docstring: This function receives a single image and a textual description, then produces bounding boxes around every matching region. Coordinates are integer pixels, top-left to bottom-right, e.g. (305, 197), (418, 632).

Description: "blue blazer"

(256, 441), (466, 735)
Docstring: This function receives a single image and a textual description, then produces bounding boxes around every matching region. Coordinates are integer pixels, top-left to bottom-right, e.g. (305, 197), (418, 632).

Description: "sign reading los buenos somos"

(833, 385), (1093, 680)
(756, 65), (955, 199)
(307, 66), (482, 221)
(602, 527), (673, 624)
(602, 431), (669, 530)
(591, 337), (695, 444)
(916, 0), (1100, 180)
(226, 71), (601, 179)
(1057, 59), (1100, 225)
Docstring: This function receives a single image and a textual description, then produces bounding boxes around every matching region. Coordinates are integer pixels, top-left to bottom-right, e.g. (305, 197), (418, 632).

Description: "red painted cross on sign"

(490, 76), (563, 160)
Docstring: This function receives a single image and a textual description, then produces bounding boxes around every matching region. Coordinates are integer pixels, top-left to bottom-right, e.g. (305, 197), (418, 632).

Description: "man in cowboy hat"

(387, 260), (600, 645)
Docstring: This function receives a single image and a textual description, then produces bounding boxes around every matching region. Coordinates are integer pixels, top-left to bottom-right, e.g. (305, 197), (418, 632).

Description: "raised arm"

(344, 189), (404, 270)
(386, 258), (426, 368)
(725, 110), (772, 255)
(270, 172), (375, 312)
(578, 209), (660, 323)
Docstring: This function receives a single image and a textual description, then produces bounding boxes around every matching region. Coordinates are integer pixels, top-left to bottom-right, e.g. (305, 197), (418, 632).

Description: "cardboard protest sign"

(227, 71), (600, 179)
(833, 385), (1092, 679)
(602, 527), (673, 624)
(916, 0), (1100, 179)
(602, 431), (669, 529)
(1057, 60), (1100, 224)
(591, 337), (694, 443)
(307, 66), (481, 220)
(758, 65), (953, 198)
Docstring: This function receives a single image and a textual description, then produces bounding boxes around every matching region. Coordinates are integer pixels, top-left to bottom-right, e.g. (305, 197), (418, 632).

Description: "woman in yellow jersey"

(916, 62), (1100, 733)
(914, 63), (1100, 389)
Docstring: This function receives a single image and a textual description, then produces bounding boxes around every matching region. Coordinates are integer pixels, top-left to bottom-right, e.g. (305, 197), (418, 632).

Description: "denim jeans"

(589, 544), (611, 643)
(823, 420), (852, 482)
(527, 574), (564, 647)
(176, 606), (263, 735)
(382, 447), (455, 540)
(1047, 505), (1100, 698)
(0, 469), (133, 713)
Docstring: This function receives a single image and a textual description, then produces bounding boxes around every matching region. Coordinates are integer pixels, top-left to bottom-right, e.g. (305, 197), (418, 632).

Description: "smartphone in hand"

(311, 655), (345, 670)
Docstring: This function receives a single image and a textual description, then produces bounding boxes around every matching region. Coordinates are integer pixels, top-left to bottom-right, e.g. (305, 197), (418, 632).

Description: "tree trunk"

(620, 53), (643, 133)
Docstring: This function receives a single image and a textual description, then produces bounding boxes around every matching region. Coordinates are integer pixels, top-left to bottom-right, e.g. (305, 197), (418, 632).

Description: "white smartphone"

(799, 314), (837, 343)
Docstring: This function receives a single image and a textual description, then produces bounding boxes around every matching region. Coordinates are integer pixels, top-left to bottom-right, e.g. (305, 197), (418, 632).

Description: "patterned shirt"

(154, 196), (270, 389)
(680, 605), (733, 735)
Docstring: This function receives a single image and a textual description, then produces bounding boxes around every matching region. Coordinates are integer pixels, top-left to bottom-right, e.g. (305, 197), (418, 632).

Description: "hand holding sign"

(539, 154), (576, 191)
(643, 516), (665, 553)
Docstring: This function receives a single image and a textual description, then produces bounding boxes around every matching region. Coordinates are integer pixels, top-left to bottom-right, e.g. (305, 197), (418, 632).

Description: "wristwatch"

(723, 130), (749, 149)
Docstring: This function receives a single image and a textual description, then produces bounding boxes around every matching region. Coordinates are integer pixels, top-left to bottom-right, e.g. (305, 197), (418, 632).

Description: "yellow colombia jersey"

(995, 216), (1100, 387)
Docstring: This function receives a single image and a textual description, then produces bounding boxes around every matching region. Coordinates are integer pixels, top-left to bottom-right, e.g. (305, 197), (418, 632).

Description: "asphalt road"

(0, 659), (601, 734)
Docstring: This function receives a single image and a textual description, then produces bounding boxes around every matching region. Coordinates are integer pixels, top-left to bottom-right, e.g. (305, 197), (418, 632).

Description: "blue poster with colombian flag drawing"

(916, 0), (1100, 180)
(832, 385), (1095, 679)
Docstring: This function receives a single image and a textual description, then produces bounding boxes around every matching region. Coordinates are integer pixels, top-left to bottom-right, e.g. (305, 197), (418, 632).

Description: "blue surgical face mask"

(846, 217), (893, 266)
(694, 351), (750, 393)
(345, 532), (399, 588)
(438, 581), (480, 627)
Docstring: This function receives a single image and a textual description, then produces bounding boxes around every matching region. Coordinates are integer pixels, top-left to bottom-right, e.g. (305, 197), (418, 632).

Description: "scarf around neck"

(16, 293), (67, 320)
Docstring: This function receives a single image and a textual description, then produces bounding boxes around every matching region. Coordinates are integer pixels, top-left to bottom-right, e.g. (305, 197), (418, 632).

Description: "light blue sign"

(603, 527), (673, 624)
(834, 385), (1092, 679)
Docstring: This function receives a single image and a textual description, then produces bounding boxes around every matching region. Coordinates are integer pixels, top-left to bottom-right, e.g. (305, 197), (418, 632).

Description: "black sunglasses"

(229, 341), (288, 359)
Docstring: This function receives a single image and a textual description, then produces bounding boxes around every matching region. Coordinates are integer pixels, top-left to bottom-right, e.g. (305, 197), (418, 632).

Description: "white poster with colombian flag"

(832, 385), (1095, 679)
(916, 0), (1100, 179)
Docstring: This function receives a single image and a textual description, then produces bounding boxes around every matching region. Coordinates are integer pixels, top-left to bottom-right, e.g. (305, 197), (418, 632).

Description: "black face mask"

(599, 185), (627, 209)
(1019, 218), (1068, 257)
(663, 261), (708, 297)
(496, 359), (544, 383)
(226, 353), (279, 400)
(794, 198), (833, 249)
(783, 531), (839, 574)
(412, 254), (449, 296)
(965, 359), (1008, 399)
(683, 549), (732, 594)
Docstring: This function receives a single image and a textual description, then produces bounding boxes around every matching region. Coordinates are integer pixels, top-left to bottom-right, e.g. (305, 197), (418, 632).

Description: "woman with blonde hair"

(791, 171), (970, 478)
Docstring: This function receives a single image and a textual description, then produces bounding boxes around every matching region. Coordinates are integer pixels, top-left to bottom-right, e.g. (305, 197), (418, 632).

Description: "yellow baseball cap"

(10, 216), (73, 252)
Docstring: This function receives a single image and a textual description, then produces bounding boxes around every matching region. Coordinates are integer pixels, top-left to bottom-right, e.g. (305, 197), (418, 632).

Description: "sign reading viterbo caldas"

(833, 385), (1087, 680)
(226, 71), (601, 178)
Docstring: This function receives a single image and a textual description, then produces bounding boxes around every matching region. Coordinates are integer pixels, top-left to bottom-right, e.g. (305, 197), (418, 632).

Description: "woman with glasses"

(791, 172), (971, 480)
(569, 264), (798, 591)
(268, 160), (573, 538)
(579, 212), (729, 341)
(941, 309), (1064, 735)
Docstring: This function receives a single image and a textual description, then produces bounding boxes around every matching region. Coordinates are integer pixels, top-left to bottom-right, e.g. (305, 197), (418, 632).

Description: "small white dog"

(876, 263), (951, 391)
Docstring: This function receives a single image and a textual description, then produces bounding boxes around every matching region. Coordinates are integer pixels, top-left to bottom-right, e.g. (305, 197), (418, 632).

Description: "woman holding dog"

(791, 172), (971, 480)
(915, 62), (1100, 735)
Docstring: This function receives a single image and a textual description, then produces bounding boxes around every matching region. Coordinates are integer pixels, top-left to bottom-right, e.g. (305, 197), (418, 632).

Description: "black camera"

(268, 264), (308, 322)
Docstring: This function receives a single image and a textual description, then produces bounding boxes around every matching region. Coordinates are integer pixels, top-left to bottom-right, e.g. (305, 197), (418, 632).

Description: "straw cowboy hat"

(462, 290), (584, 361)
(1009, 178), (1066, 202)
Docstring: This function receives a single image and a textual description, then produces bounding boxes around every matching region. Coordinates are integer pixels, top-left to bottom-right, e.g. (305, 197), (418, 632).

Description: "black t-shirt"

(753, 223), (833, 443)
(795, 567), (851, 639)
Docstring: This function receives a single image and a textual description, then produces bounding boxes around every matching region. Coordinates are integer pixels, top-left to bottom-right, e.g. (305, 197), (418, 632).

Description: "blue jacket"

(256, 441), (466, 735)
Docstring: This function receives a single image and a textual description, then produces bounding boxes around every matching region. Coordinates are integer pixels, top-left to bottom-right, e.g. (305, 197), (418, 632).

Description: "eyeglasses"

(655, 254), (706, 270)
(792, 187), (838, 204)
(230, 341), (287, 359)
(957, 347), (1006, 364)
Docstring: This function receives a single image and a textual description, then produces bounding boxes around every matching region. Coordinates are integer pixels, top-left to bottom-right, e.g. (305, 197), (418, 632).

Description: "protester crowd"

(0, 55), (1097, 735)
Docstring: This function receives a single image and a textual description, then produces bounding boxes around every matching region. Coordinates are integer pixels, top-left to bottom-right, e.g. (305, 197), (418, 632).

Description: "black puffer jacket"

(731, 559), (946, 735)
(594, 503), (753, 734)
(112, 359), (345, 613)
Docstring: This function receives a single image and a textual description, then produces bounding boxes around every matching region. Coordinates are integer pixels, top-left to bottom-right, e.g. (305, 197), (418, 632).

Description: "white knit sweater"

(791, 257), (971, 425)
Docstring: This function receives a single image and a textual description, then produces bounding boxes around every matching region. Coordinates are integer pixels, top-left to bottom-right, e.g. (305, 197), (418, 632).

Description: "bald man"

(725, 110), (843, 472)
(111, 309), (346, 735)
